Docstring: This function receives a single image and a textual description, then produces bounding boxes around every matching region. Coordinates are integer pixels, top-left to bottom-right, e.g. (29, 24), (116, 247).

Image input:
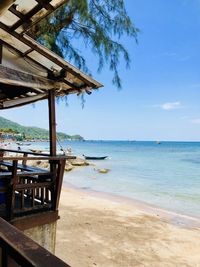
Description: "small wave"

(182, 158), (200, 164)
(175, 193), (200, 203)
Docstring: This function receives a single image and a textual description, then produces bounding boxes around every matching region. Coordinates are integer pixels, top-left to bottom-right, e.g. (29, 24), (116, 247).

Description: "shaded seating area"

(0, 0), (101, 227)
(0, 0), (103, 265)
(0, 148), (66, 221)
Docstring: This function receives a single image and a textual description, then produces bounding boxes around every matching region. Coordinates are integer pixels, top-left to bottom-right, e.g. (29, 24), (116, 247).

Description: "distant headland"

(0, 116), (83, 141)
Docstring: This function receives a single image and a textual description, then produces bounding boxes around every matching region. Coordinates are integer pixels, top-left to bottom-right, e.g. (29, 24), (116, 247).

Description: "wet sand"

(55, 186), (200, 267)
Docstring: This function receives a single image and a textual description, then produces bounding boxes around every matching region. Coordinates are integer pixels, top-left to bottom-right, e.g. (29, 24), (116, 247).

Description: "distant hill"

(0, 116), (83, 141)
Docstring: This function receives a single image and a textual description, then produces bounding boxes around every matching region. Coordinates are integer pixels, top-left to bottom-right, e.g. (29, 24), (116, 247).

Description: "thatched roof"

(0, 0), (103, 109)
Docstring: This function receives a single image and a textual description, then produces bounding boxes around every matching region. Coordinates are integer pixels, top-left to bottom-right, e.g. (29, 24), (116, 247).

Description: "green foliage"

(0, 128), (19, 134)
(31, 0), (138, 88)
(0, 116), (83, 140)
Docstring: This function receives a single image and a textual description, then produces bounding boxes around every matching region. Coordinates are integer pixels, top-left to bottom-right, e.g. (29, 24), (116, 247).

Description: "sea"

(22, 140), (200, 218)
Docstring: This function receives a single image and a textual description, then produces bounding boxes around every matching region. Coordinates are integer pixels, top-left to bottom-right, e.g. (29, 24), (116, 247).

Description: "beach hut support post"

(48, 89), (56, 157)
(0, 42), (2, 64)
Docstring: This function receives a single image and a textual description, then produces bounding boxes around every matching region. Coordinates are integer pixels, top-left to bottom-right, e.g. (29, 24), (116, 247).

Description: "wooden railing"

(0, 149), (67, 221)
(0, 217), (70, 266)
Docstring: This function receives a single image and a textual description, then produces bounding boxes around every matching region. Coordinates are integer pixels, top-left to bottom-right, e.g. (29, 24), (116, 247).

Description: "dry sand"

(55, 187), (200, 267)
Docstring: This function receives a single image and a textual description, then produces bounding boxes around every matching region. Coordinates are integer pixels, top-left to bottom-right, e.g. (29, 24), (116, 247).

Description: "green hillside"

(0, 116), (83, 141)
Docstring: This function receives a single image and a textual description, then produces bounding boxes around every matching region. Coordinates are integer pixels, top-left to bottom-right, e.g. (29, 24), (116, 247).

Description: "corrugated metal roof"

(0, 0), (103, 109)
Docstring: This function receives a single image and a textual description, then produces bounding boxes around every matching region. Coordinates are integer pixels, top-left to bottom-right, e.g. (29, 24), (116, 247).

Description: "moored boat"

(156, 141), (161, 145)
(16, 142), (31, 146)
(83, 155), (108, 160)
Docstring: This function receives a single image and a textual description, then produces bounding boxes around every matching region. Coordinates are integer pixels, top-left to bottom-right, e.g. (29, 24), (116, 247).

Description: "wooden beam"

(2, 94), (46, 109)
(21, 0), (70, 35)
(9, 1), (53, 31)
(0, 41), (2, 64)
(2, 42), (81, 90)
(0, 217), (70, 267)
(0, 0), (14, 15)
(1, 40), (47, 73)
(25, 34), (98, 87)
(0, 22), (99, 88)
(0, 65), (56, 90)
(22, 48), (34, 56)
(34, 0), (54, 10)
(10, 160), (18, 220)
(11, 211), (59, 230)
(48, 90), (56, 156)
(9, 5), (29, 20)
(54, 159), (66, 210)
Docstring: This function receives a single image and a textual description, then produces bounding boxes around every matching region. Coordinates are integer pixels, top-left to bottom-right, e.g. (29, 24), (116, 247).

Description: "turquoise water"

(32, 141), (200, 218)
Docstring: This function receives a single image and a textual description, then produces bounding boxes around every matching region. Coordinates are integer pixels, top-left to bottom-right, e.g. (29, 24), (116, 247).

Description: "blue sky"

(2, 0), (200, 141)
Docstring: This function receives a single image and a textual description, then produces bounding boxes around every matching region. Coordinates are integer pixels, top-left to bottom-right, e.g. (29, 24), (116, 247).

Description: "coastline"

(63, 181), (200, 228)
(55, 185), (200, 266)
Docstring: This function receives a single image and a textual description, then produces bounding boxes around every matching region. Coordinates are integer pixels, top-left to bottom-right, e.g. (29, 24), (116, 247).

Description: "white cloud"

(160, 102), (182, 110)
(191, 118), (200, 124)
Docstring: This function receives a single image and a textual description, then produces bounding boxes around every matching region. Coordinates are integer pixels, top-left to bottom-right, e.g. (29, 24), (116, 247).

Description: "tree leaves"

(31, 0), (138, 89)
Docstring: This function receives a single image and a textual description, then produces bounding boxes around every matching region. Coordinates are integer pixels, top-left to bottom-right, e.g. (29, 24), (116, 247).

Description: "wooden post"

(48, 90), (56, 156)
(7, 160), (18, 221)
(48, 88), (57, 209)
(0, 41), (2, 64)
(53, 159), (66, 211)
(22, 152), (28, 165)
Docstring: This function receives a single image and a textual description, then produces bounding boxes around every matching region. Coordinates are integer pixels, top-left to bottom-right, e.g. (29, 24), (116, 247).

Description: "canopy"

(0, 0), (103, 109)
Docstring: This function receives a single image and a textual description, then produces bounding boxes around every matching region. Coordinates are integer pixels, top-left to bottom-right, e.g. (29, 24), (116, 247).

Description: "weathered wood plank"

(0, 217), (70, 266)
(0, 155), (67, 160)
(0, 1), (14, 16)
(21, 0), (70, 35)
(0, 65), (56, 90)
(0, 22), (101, 88)
(2, 94), (46, 109)
(0, 161), (49, 173)
(15, 182), (52, 190)
(11, 211), (59, 230)
(9, 0), (53, 32)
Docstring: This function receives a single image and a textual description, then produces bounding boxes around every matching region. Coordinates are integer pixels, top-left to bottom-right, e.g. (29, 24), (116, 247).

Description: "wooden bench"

(0, 161), (49, 174)
(0, 155), (66, 220)
(0, 161), (53, 217)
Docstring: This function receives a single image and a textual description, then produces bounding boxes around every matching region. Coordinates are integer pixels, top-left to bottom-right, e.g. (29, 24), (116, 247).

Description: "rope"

(56, 136), (66, 155)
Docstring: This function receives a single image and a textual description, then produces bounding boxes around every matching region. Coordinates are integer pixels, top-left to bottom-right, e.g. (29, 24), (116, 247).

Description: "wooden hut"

(0, 0), (103, 265)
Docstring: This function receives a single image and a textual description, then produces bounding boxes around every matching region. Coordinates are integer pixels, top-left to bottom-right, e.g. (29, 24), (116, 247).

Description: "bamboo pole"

(48, 90), (56, 156)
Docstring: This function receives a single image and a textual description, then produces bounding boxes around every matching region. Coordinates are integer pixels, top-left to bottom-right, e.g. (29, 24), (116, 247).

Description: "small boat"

(156, 141), (161, 145)
(30, 149), (43, 153)
(83, 155), (108, 160)
(16, 142), (31, 146)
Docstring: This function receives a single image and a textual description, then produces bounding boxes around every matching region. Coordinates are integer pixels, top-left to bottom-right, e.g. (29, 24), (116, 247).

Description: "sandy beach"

(55, 186), (200, 267)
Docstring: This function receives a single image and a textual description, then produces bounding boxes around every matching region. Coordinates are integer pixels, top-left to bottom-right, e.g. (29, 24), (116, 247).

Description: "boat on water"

(16, 142), (31, 146)
(30, 149), (43, 153)
(83, 155), (108, 160)
(156, 141), (161, 145)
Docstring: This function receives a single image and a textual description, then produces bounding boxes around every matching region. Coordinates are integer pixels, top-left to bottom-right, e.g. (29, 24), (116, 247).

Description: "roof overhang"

(0, 0), (103, 109)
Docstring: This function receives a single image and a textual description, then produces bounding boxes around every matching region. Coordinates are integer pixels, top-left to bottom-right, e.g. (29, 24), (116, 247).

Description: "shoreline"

(63, 182), (200, 229)
(56, 185), (200, 266)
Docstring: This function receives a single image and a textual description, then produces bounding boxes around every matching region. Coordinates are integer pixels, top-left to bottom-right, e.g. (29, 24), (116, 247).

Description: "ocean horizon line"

(82, 139), (200, 143)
